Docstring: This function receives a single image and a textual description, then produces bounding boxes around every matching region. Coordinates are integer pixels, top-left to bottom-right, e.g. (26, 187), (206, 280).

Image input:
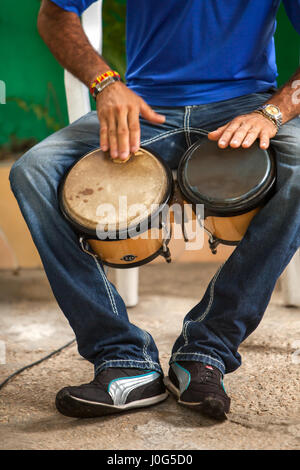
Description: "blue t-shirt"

(51, 0), (300, 106)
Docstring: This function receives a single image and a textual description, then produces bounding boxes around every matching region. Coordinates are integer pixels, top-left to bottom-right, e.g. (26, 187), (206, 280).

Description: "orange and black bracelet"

(89, 70), (121, 99)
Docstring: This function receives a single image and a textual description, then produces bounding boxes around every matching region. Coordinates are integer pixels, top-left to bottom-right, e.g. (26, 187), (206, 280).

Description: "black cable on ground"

(0, 338), (76, 391)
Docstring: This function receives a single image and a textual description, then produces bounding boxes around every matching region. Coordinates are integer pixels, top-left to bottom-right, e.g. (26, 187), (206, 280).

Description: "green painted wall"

(0, 0), (68, 148)
(275, 2), (300, 86)
(0, 1), (299, 150)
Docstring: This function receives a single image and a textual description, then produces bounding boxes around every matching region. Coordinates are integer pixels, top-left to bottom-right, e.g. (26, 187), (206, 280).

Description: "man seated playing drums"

(10, 0), (300, 420)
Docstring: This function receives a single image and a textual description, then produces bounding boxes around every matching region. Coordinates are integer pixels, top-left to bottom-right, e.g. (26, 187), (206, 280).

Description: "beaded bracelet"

(91, 76), (121, 100)
(89, 70), (121, 96)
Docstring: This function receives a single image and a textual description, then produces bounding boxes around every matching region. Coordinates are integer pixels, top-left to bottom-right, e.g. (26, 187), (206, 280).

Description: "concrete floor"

(0, 263), (299, 450)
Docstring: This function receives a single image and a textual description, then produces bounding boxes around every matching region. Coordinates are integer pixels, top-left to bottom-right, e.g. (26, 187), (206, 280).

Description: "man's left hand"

(208, 112), (278, 150)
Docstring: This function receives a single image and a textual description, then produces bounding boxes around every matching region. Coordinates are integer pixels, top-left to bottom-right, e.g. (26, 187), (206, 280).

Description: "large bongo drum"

(59, 148), (173, 268)
(177, 137), (276, 253)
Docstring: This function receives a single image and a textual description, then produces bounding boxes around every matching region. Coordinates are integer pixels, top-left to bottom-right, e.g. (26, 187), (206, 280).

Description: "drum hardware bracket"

(161, 222), (172, 263)
(161, 240), (172, 263)
(204, 228), (219, 255)
(208, 237), (220, 255)
(182, 208), (191, 243)
(196, 214), (219, 254)
(79, 236), (95, 257)
(78, 236), (108, 274)
(208, 236), (240, 254)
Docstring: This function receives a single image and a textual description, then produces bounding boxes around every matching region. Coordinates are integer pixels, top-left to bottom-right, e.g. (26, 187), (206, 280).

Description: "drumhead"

(59, 148), (172, 237)
(178, 138), (276, 216)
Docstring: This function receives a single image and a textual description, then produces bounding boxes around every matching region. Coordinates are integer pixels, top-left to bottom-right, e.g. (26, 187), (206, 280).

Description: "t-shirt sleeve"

(49, 0), (98, 17)
(282, 0), (300, 34)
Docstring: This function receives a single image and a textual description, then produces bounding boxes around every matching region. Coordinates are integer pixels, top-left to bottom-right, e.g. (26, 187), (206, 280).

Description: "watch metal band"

(253, 110), (279, 131)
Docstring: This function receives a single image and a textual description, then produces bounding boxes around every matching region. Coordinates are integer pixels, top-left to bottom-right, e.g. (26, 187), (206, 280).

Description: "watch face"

(265, 105), (280, 116)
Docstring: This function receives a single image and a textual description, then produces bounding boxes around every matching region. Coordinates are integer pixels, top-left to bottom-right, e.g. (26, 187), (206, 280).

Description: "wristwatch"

(254, 104), (282, 130)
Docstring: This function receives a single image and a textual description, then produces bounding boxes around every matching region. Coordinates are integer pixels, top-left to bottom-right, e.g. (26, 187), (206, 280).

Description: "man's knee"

(275, 171), (300, 218)
(10, 147), (38, 192)
(9, 142), (53, 195)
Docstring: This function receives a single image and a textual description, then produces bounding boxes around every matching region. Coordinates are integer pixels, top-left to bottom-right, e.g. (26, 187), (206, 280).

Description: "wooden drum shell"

(87, 227), (165, 267)
(184, 198), (260, 243)
(204, 208), (260, 243)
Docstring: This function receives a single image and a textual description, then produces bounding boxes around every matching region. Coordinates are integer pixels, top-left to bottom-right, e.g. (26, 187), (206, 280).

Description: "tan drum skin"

(62, 148), (168, 232)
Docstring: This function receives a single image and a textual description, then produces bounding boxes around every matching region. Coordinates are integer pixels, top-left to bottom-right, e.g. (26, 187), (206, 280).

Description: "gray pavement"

(0, 263), (299, 450)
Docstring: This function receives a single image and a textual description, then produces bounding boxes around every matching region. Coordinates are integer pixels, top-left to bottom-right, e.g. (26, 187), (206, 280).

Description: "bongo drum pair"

(59, 135), (276, 267)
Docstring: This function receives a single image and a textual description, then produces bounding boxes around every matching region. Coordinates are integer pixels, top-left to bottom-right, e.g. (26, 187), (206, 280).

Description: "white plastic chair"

(64, 0), (139, 308)
(64, 0), (300, 307)
(281, 253), (300, 306)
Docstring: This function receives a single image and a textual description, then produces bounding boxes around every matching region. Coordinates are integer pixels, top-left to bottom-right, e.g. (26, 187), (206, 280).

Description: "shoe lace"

(197, 364), (219, 384)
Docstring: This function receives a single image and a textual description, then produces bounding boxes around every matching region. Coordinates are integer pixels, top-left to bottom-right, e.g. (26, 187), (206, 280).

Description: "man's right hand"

(96, 81), (165, 161)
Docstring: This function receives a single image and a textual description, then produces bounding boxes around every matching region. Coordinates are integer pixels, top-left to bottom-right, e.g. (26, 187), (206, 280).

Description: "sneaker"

(165, 361), (230, 420)
(56, 368), (168, 418)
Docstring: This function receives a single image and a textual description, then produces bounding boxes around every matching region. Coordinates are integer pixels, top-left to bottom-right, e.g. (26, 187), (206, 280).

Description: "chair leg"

(115, 267), (139, 308)
(280, 250), (300, 307)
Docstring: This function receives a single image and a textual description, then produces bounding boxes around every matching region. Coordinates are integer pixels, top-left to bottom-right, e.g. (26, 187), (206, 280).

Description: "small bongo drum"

(59, 148), (173, 267)
(177, 137), (276, 253)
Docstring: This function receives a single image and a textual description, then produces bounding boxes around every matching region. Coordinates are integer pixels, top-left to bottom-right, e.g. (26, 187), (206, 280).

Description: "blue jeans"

(9, 92), (300, 377)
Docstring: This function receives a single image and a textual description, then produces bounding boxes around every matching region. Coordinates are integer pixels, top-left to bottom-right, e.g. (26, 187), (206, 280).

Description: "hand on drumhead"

(96, 81), (165, 161)
(208, 112), (278, 150)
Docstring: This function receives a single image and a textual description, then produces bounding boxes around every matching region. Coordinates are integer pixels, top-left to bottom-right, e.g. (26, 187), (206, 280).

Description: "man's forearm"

(265, 68), (300, 124)
(38, 0), (109, 87)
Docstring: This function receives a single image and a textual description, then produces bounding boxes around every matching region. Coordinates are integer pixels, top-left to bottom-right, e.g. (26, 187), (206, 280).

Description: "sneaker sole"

(164, 376), (228, 420)
(56, 389), (169, 418)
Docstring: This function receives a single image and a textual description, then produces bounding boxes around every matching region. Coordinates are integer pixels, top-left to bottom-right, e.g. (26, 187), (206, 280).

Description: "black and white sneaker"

(165, 361), (230, 420)
(56, 368), (168, 418)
